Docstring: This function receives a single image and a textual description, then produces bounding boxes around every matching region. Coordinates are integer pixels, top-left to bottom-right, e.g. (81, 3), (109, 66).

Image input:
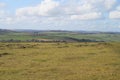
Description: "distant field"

(0, 31), (120, 42)
(0, 42), (120, 80)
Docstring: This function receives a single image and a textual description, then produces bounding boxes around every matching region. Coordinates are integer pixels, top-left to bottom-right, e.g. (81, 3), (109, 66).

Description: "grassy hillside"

(0, 31), (120, 42)
(0, 42), (120, 80)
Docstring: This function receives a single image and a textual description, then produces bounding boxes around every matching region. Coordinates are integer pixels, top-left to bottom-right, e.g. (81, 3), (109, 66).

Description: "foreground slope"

(0, 42), (120, 80)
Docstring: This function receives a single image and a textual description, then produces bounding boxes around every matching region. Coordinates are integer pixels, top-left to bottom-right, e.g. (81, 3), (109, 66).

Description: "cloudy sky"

(0, 0), (120, 31)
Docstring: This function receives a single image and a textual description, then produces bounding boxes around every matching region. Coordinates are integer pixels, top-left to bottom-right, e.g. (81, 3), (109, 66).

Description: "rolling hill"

(0, 29), (120, 42)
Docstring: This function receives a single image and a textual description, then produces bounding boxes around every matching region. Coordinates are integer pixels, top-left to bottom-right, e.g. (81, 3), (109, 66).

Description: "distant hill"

(13, 29), (120, 34)
(13, 29), (73, 33)
(0, 29), (120, 42)
(0, 29), (15, 34)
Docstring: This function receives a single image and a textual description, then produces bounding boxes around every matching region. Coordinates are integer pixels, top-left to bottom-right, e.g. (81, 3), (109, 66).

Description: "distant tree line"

(0, 38), (104, 42)
(0, 39), (66, 43)
(64, 37), (104, 42)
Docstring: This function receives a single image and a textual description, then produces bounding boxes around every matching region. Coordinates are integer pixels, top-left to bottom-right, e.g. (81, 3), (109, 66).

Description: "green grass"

(0, 32), (120, 42)
(0, 42), (120, 80)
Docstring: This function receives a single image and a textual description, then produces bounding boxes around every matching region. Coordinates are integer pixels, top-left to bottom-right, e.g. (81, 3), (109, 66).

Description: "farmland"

(0, 29), (120, 42)
(0, 42), (120, 80)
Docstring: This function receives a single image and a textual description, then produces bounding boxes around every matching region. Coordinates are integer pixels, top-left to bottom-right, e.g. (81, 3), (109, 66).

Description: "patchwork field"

(0, 42), (120, 80)
(0, 30), (120, 42)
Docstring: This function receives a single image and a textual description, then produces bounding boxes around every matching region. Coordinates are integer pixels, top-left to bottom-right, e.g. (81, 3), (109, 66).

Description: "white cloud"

(16, 0), (102, 20)
(118, 25), (120, 28)
(63, 3), (94, 15)
(71, 12), (102, 20)
(0, 2), (6, 8)
(81, 0), (116, 10)
(104, 0), (116, 10)
(109, 6), (120, 19)
(109, 11), (120, 19)
(0, 2), (7, 22)
(0, 10), (8, 19)
(16, 0), (59, 16)
(0, 10), (5, 16)
(116, 6), (120, 10)
(15, 0), (117, 18)
(0, 0), (119, 29)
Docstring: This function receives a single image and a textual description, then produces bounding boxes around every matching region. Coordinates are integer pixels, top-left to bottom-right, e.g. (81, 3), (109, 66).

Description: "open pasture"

(0, 42), (120, 80)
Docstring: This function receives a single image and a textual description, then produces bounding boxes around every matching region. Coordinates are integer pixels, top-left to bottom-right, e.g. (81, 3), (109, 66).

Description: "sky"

(0, 0), (120, 31)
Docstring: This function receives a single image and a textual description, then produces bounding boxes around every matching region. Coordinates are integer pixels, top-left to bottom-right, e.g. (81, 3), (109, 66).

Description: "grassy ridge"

(0, 42), (120, 80)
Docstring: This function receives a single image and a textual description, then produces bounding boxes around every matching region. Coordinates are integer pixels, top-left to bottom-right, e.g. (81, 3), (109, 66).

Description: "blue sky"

(0, 0), (120, 31)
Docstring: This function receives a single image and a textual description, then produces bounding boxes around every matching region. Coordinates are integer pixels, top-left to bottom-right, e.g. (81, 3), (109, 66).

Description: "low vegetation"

(0, 42), (120, 80)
